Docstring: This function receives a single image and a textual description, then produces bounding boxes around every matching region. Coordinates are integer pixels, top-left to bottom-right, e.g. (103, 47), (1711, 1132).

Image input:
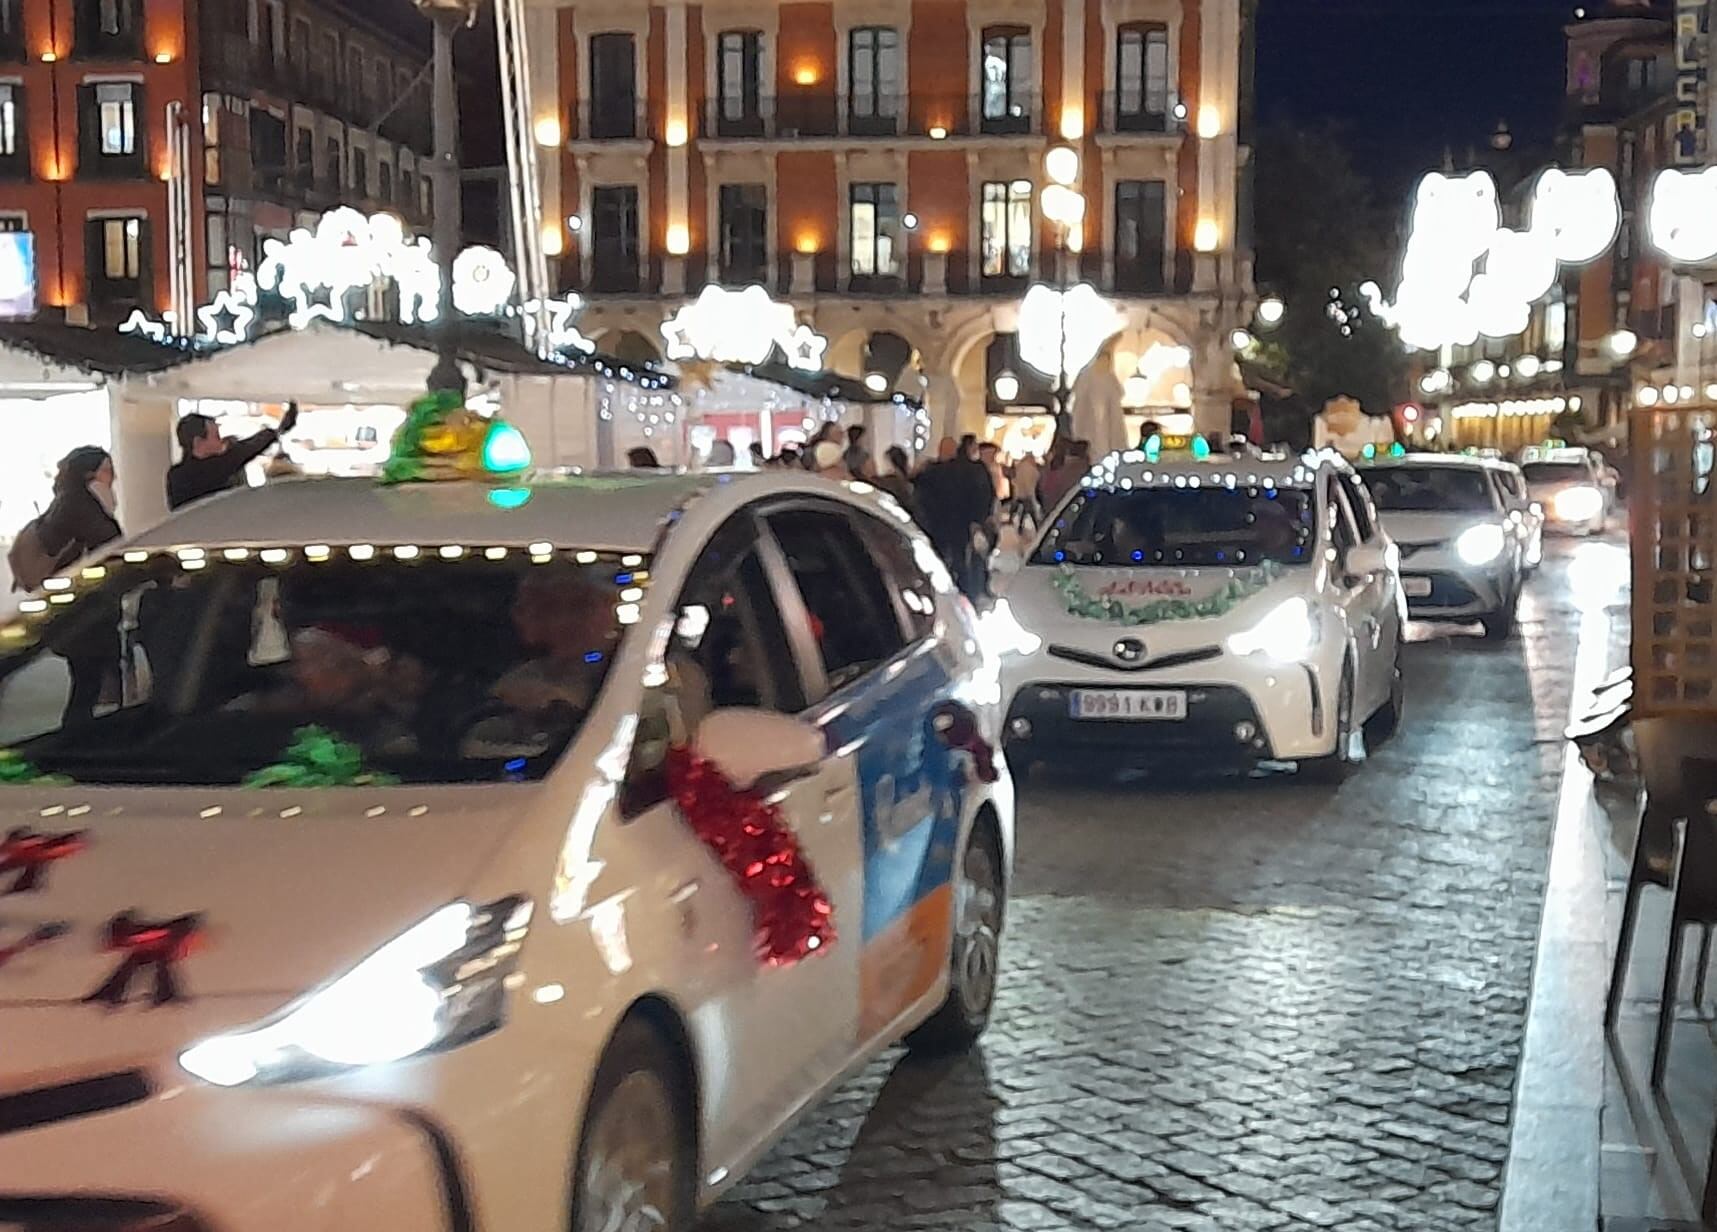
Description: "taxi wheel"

(1300, 663), (1357, 784)
(1481, 589), (1518, 641)
(1365, 649), (1405, 745)
(571, 1017), (696, 1232)
(908, 824), (1005, 1054)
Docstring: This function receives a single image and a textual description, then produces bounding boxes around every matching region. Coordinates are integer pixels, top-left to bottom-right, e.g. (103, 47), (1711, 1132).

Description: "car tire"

(571, 1016), (697, 1232)
(1301, 661), (1357, 784)
(908, 822), (1005, 1055)
(1364, 647), (1406, 745)
(1481, 586), (1518, 641)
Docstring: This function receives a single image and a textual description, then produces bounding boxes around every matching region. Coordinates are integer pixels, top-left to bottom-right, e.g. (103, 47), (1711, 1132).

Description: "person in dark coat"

(167, 403), (299, 510)
(875, 445), (915, 507)
(40, 447), (123, 727)
(915, 438), (996, 600)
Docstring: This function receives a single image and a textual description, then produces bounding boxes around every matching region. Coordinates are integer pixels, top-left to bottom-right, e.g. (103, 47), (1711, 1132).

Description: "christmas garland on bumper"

(1052, 561), (1281, 625)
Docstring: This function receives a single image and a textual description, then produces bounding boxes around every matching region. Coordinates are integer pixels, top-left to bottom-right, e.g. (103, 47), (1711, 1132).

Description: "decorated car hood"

(1377, 511), (1490, 547)
(0, 787), (530, 1037)
(1005, 563), (1302, 651)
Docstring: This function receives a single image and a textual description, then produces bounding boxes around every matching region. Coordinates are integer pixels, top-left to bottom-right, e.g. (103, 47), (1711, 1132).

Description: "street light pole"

(418, 1), (472, 396)
(1040, 146), (1084, 441)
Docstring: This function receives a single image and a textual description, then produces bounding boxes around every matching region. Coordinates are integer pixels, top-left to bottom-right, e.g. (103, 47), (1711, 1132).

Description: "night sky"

(1256, 0), (1581, 193)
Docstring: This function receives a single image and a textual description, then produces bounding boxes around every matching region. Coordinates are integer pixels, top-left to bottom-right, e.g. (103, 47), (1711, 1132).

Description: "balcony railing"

(568, 101), (651, 142)
(694, 93), (1045, 141)
(1094, 91), (1185, 136)
(572, 245), (1190, 300)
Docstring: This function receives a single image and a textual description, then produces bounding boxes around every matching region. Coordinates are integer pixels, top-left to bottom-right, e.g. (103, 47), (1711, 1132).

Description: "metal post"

(1055, 237), (1072, 439)
(428, 9), (466, 396)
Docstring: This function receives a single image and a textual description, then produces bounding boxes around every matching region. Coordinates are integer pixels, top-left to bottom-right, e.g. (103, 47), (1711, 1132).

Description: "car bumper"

(1399, 550), (1513, 619)
(0, 1007), (591, 1232)
(1000, 649), (1338, 764)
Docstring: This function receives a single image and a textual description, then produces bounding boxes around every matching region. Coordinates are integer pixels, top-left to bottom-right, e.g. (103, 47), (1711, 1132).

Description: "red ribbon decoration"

(0, 922), (68, 971)
(0, 826), (88, 895)
(84, 911), (205, 1008)
(664, 746), (835, 966)
(930, 702), (1000, 784)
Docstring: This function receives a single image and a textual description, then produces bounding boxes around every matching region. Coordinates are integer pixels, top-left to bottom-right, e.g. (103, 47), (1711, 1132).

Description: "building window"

(319, 32), (340, 103)
(1115, 23), (1170, 131)
(716, 30), (764, 137)
(293, 126), (313, 183)
(378, 160), (393, 203)
(590, 186), (640, 292)
(849, 182), (902, 282)
(848, 27), (899, 136)
(324, 136), (342, 189)
(981, 180), (1033, 279)
(981, 26), (1032, 133)
(401, 166), (415, 209)
(718, 183), (768, 284)
(0, 0), (24, 57)
(86, 215), (149, 308)
(77, 0), (140, 56)
(589, 33), (637, 140)
(347, 46), (364, 112)
(1114, 179), (1167, 292)
(290, 19), (310, 73)
(78, 82), (142, 176)
(350, 146), (367, 196)
(262, 2), (284, 63)
(0, 84), (22, 173)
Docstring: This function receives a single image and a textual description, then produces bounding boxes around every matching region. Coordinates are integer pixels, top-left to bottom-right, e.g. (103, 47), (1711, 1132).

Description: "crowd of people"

(636, 421), (1097, 604)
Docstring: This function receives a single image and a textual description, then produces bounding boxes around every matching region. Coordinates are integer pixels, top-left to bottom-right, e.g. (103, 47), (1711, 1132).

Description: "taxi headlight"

(180, 896), (532, 1087)
(1226, 597), (1321, 663)
(1454, 524), (1507, 566)
(976, 598), (1042, 657)
(1552, 485), (1603, 522)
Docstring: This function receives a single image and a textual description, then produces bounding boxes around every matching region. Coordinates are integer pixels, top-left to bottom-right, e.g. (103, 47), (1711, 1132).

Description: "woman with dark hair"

(40, 447), (123, 727)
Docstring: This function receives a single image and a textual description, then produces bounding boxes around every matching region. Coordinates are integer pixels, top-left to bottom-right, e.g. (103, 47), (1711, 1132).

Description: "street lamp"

(414, 0), (480, 396)
(1040, 146), (1086, 436)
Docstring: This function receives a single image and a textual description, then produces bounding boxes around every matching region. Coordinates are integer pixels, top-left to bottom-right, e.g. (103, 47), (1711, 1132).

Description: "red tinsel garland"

(664, 745), (836, 966)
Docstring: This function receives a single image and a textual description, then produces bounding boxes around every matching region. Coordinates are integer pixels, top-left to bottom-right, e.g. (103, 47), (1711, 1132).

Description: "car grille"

(0, 1197), (205, 1231)
(1046, 644), (1223, 673)
(0, 1072), (150, 1137)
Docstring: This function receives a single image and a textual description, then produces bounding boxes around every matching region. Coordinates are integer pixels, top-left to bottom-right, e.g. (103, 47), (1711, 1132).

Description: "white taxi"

(1358, 453), (1533, 640)
(1518, 444), (1614, 535)
(0, 470), (1012, 1232)
(990, 442), (1406, 779)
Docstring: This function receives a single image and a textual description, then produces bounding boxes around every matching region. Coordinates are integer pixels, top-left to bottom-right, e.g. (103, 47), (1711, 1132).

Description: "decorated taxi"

(1518, 442), (1615, 535)
(990, 438), (1406, 778)
(0, 397), (1013, 1232)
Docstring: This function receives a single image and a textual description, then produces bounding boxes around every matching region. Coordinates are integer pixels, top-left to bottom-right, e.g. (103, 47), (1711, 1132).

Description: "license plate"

(1069, 689), (1187, 720)
(1404, 576), (1433, 598)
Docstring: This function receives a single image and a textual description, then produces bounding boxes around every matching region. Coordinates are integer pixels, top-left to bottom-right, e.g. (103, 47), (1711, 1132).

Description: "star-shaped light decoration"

(783, 323), (828, 372)
(523, 294), (595, 356)
(195, 284), (258, 348)
(118, 309), (169, 343)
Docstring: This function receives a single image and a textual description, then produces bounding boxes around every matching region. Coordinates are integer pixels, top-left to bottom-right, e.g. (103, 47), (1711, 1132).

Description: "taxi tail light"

(179, 896), (533, 1087)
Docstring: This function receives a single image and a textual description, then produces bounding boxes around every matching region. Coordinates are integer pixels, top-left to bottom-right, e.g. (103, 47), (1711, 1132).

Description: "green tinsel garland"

(0, 750), (69, 786)
(244, 726), (400, 789)
(1051, 562), (1281, 626)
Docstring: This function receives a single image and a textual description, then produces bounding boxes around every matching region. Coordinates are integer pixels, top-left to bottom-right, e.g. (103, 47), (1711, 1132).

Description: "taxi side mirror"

(695, 708), (825, 791)
(1344, 544), (1389, 579)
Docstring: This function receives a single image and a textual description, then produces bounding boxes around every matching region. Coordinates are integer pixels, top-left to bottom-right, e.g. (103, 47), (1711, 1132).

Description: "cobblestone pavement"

(704, 539), (1621, 1232)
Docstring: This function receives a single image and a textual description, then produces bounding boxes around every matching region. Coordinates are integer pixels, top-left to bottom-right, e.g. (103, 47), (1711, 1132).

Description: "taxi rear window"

(0, 548), (645, 787)
(1034, 485), (1316, 567)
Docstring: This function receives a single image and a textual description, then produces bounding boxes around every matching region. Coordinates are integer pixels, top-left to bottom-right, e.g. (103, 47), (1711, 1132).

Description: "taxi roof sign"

(1142, 433), (1210, 462)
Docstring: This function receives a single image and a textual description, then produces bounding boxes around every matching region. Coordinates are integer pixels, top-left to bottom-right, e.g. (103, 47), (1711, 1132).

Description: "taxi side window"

(1328, 481), (1359, 552)
(851, 512), (938, 643)
(622, 520), (805, 816)
(1340, 475), (1378, 541)
(766, 507), (906, 694)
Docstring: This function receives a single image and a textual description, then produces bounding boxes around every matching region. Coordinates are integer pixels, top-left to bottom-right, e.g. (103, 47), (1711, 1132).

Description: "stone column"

(925, 372), (964, 444)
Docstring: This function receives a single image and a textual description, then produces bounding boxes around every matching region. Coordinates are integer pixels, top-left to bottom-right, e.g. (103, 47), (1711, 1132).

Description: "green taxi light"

(482, 422), (533, 476)
(1191, 435), (1211, 460)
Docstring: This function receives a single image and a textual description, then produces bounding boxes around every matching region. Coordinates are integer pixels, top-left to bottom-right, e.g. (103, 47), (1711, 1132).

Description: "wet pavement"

(706, 536), (1628, 1232)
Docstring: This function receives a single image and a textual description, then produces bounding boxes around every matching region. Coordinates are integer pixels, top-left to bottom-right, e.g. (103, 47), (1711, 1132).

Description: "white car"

(1359, 453), (1532, 639)
(0, 471), (1013, 1232)
(1518, 445), (1614, 535)
(990, 444), (1406, 779)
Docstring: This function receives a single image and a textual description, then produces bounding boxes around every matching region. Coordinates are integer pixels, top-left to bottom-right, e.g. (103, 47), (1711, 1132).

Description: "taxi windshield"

(0, 549), (640, 787)
(1521, 461), (1589, 484)
(1363, 467), (1497, 513)
(1034, 485), (1316, 567)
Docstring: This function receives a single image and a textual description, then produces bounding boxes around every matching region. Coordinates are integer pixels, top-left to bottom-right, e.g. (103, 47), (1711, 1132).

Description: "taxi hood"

(1005, 560), (1309, 649)
(0, 786), (533, 1012)
(1378, 510), (1498, 546)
